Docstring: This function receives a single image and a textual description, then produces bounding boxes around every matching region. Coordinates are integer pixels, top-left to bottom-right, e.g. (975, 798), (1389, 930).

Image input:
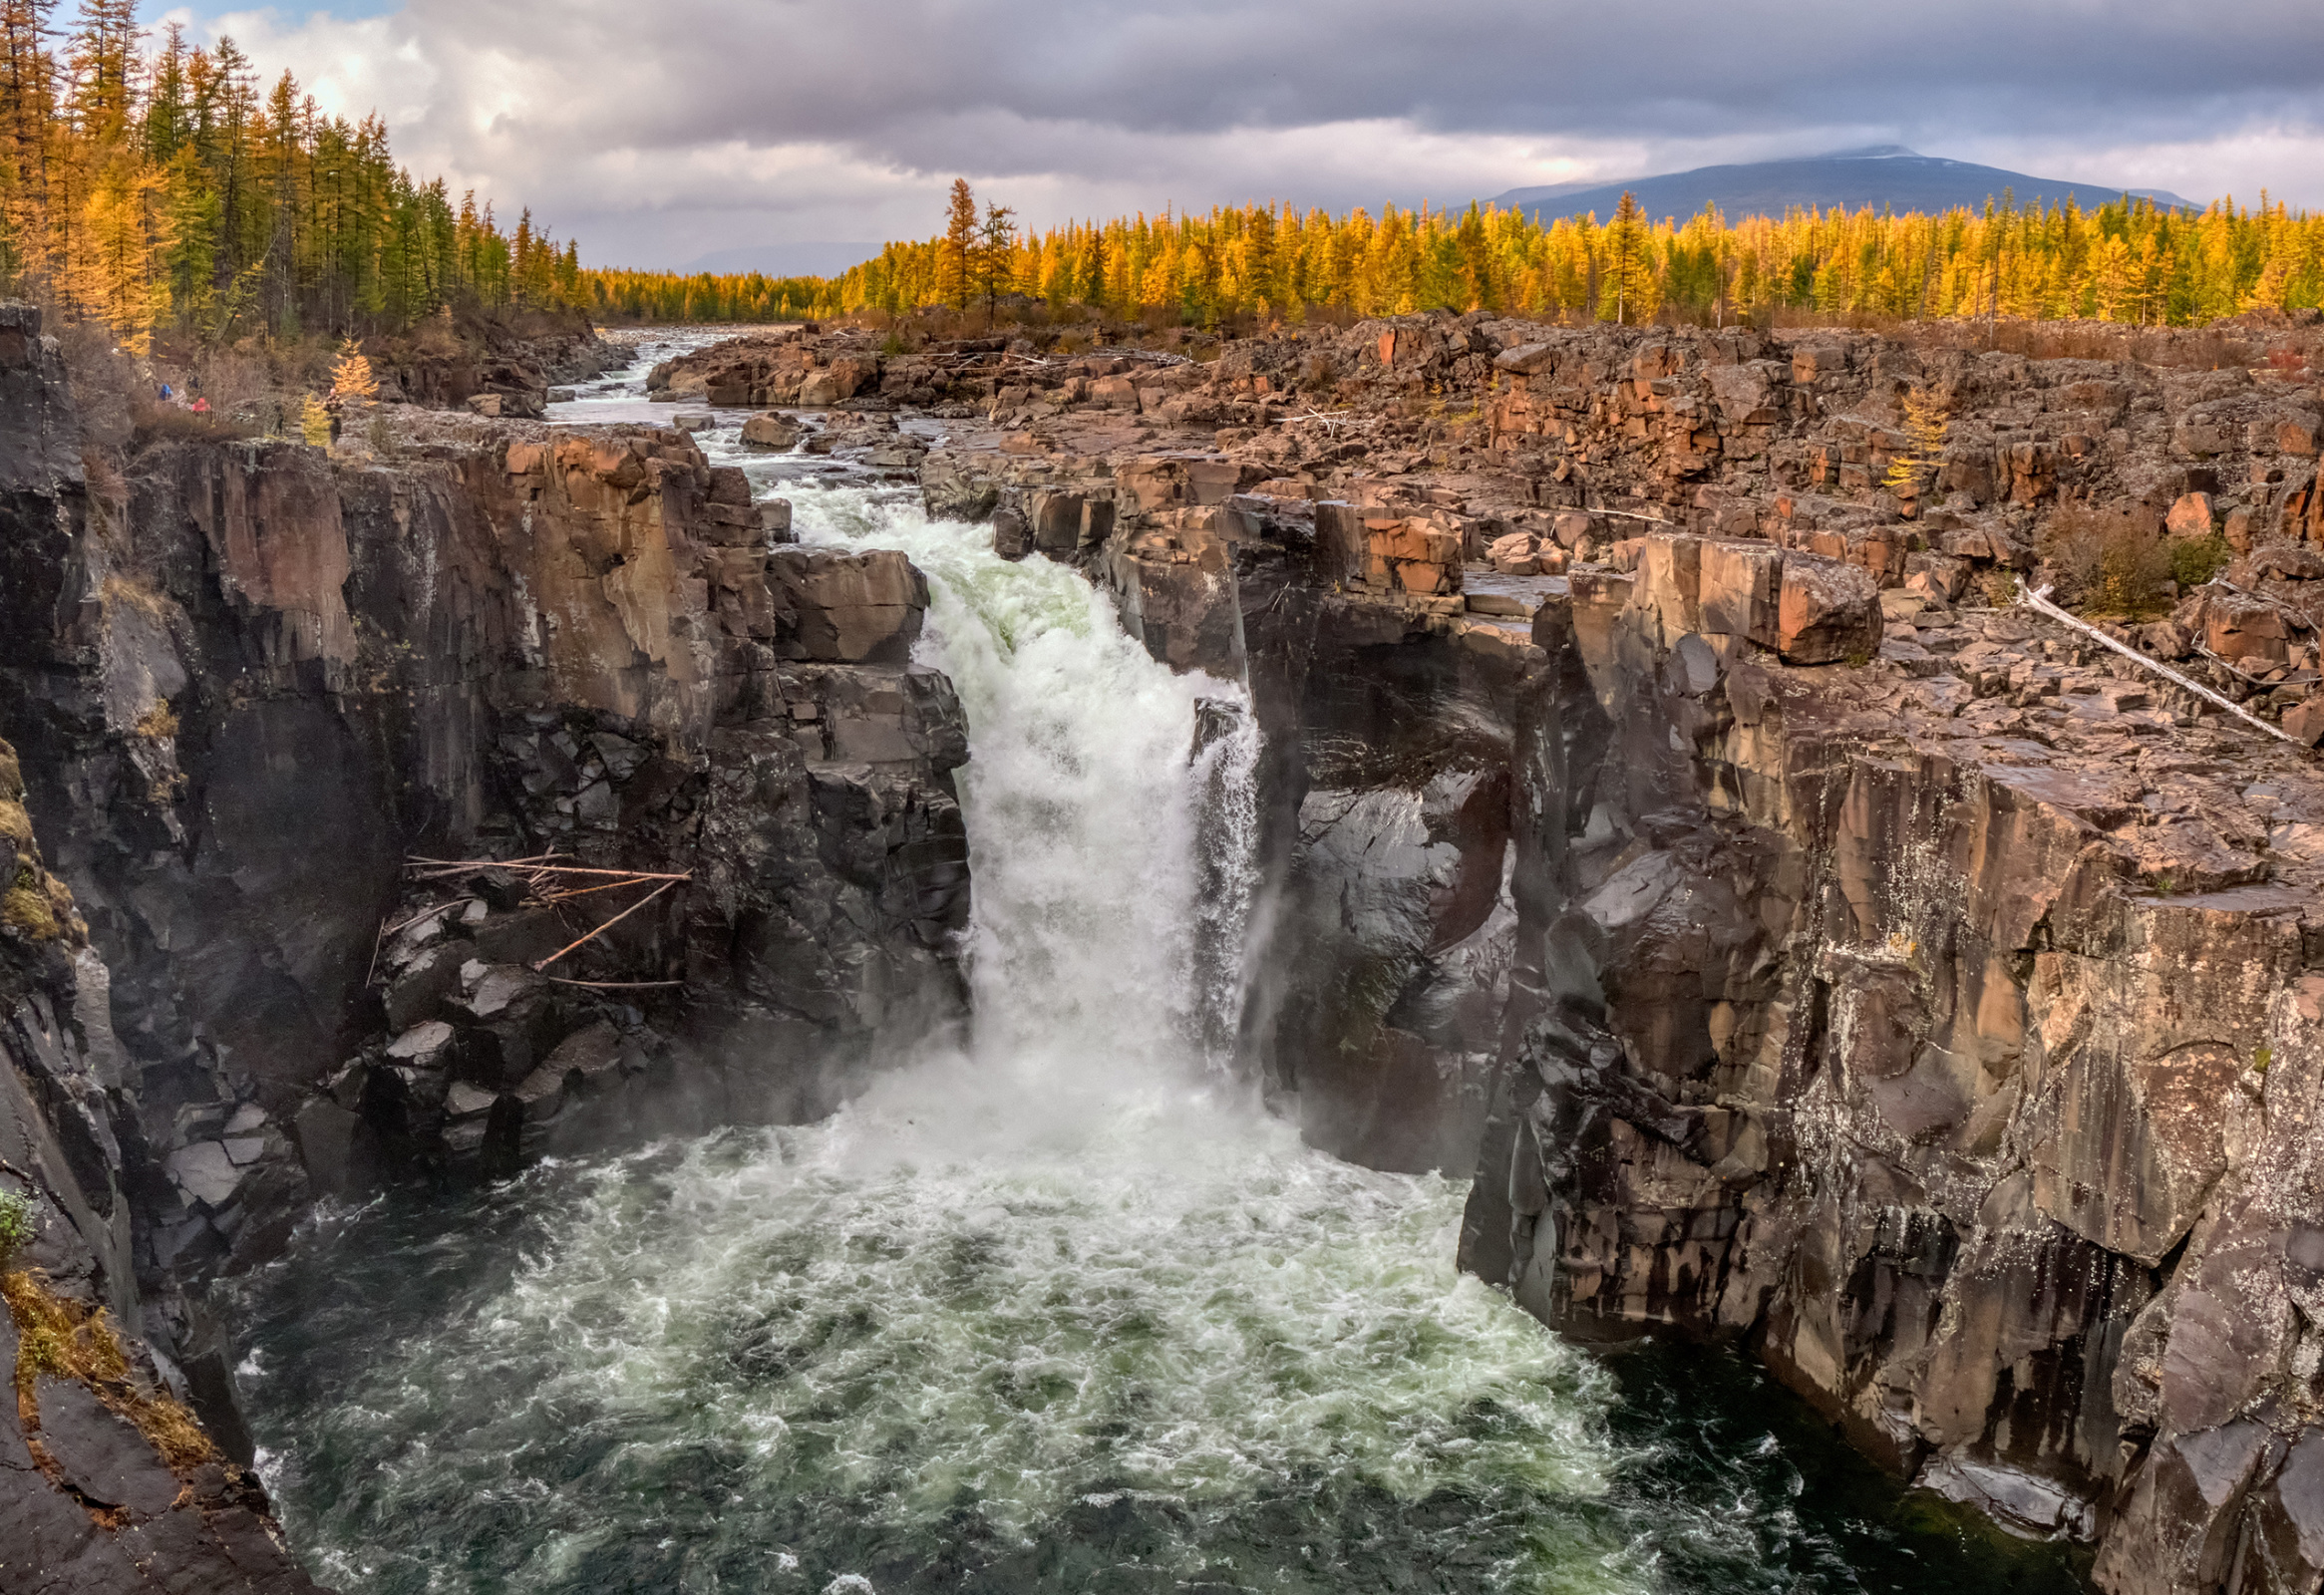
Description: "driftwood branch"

(531, 878), (681, 972)
(2018, 584), (2302, 747)
(387, 856), (697, 986)
(405, 855), (690, 883)
(544, 977), (686, 990)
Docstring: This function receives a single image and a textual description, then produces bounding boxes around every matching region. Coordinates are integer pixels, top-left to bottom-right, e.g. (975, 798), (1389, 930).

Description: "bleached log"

(2017, 583), (2300, 747)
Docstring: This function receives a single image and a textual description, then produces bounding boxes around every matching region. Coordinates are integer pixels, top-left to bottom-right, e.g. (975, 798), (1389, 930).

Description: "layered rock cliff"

(0, 304), (974, 1585)
(1450, 540), (2324, 1590)
(896, 308), (2324, 1590)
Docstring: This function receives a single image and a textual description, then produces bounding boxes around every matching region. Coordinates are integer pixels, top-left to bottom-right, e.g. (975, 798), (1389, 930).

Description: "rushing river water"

(232, 342), (2089, 1594)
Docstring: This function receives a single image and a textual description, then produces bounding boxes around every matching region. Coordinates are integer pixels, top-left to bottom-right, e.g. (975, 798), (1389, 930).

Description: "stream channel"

(229, 335), (2089, 1595)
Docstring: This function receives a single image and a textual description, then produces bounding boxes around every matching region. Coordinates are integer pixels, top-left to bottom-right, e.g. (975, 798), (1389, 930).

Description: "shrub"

(2171, 533), (2231, 589)
(131, 402), (253, 447)
(3, 881), (59, 939)
(2040, 505), (2172, 617)
(0, 1188), (35, 1268)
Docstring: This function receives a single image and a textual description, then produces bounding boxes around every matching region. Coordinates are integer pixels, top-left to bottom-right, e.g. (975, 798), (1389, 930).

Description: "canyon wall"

(1, 306), (330, 1593)
(0, 305), (973, 1582)
(906, 308), (2324, 1590)
(9, 294), (2324, 1589)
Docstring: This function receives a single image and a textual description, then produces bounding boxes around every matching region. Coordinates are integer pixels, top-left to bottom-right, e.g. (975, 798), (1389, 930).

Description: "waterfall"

(791, 486), (1262, 1104)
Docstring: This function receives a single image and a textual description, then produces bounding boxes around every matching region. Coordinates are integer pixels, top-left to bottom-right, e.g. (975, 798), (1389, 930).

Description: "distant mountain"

(1491, 147), (2199, 223)
(678, 242), (879, 278)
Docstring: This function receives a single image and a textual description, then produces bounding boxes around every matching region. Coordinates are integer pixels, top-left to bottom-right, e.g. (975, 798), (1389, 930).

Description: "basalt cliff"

(0, 305), (969, 1586)
(4, 298), (2324, 1591)
(836, 304), (2324, 1590)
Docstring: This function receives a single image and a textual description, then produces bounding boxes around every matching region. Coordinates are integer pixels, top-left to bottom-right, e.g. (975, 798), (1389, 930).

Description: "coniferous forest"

(0, 0), (578, 351)
(3, 0), (2320, 349)
(582, 184), (2324, 330)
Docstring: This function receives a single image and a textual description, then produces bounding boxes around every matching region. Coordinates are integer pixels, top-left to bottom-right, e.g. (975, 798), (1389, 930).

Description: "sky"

(144, 0), (2324, 271)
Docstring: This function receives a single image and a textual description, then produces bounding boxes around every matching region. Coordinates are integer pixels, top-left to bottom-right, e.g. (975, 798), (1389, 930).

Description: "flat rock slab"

(1462, 570), (1568, 617)
(32, 1377), (177, 1516)
(164, 1141), (242, 1208)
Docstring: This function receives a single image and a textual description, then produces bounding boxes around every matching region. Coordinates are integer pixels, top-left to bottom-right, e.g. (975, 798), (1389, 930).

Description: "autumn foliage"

(0, 0), (579, 350)
(577, 179), (2324, 332)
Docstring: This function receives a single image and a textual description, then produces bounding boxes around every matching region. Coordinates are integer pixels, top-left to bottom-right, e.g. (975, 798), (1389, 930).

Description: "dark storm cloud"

(422, 0), (2324, 164)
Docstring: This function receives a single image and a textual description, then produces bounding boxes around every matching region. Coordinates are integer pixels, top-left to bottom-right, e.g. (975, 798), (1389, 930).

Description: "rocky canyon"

(5, 297), (2324, 1593)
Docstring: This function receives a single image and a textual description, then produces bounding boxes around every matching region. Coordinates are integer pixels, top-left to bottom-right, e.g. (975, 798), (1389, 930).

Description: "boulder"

(2285, 699), (2324, 748)
(1494, 342), (1555, 376)
(2166, 491), (2216, 539)
(1777, 552), (1881, 664)
(1091, 375), (1141, 409)
(2251, 545), (2324, 581)
(2202, 589), (2296, 665)
(1487, 531), (1541, 575)
(992, 505), (1032, 561)
(1029, 491), (1089, 558)
(765, 548), (929, 665)
(741, 414), (803, 451)
(828, 355), (879, 400)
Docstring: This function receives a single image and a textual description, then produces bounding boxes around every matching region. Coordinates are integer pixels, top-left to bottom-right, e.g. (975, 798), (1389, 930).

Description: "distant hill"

(678, 242), (879, 278)
(1492, 147), (2199, 223)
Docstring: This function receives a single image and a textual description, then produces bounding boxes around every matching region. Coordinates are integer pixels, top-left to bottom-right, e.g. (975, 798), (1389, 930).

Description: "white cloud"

(163, 0), (2324, 268)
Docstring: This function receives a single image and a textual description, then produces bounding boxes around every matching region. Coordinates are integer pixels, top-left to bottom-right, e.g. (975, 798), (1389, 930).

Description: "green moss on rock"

(2, 884), (58, 940)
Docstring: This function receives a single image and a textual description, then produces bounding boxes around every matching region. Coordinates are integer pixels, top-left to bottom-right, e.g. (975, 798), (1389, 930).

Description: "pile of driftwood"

(375, 853), (693, 990)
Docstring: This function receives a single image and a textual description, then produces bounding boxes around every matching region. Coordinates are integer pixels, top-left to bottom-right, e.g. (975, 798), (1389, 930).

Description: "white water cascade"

(792, 484), (1259, 1094)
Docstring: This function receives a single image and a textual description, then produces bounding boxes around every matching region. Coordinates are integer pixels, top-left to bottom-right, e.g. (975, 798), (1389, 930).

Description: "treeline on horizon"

(581, 183), (2324, 332)
(0, 0), (580, 352)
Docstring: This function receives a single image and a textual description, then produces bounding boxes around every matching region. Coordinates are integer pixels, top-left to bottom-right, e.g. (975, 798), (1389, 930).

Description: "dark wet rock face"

(0, 304), (975, 1590)
(908, 306), (2324, 1588)
(1239, 592), (1551, 1176)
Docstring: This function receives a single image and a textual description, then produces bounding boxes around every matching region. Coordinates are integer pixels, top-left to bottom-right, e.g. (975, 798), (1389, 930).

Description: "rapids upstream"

(230, 343), (2090, 1594)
